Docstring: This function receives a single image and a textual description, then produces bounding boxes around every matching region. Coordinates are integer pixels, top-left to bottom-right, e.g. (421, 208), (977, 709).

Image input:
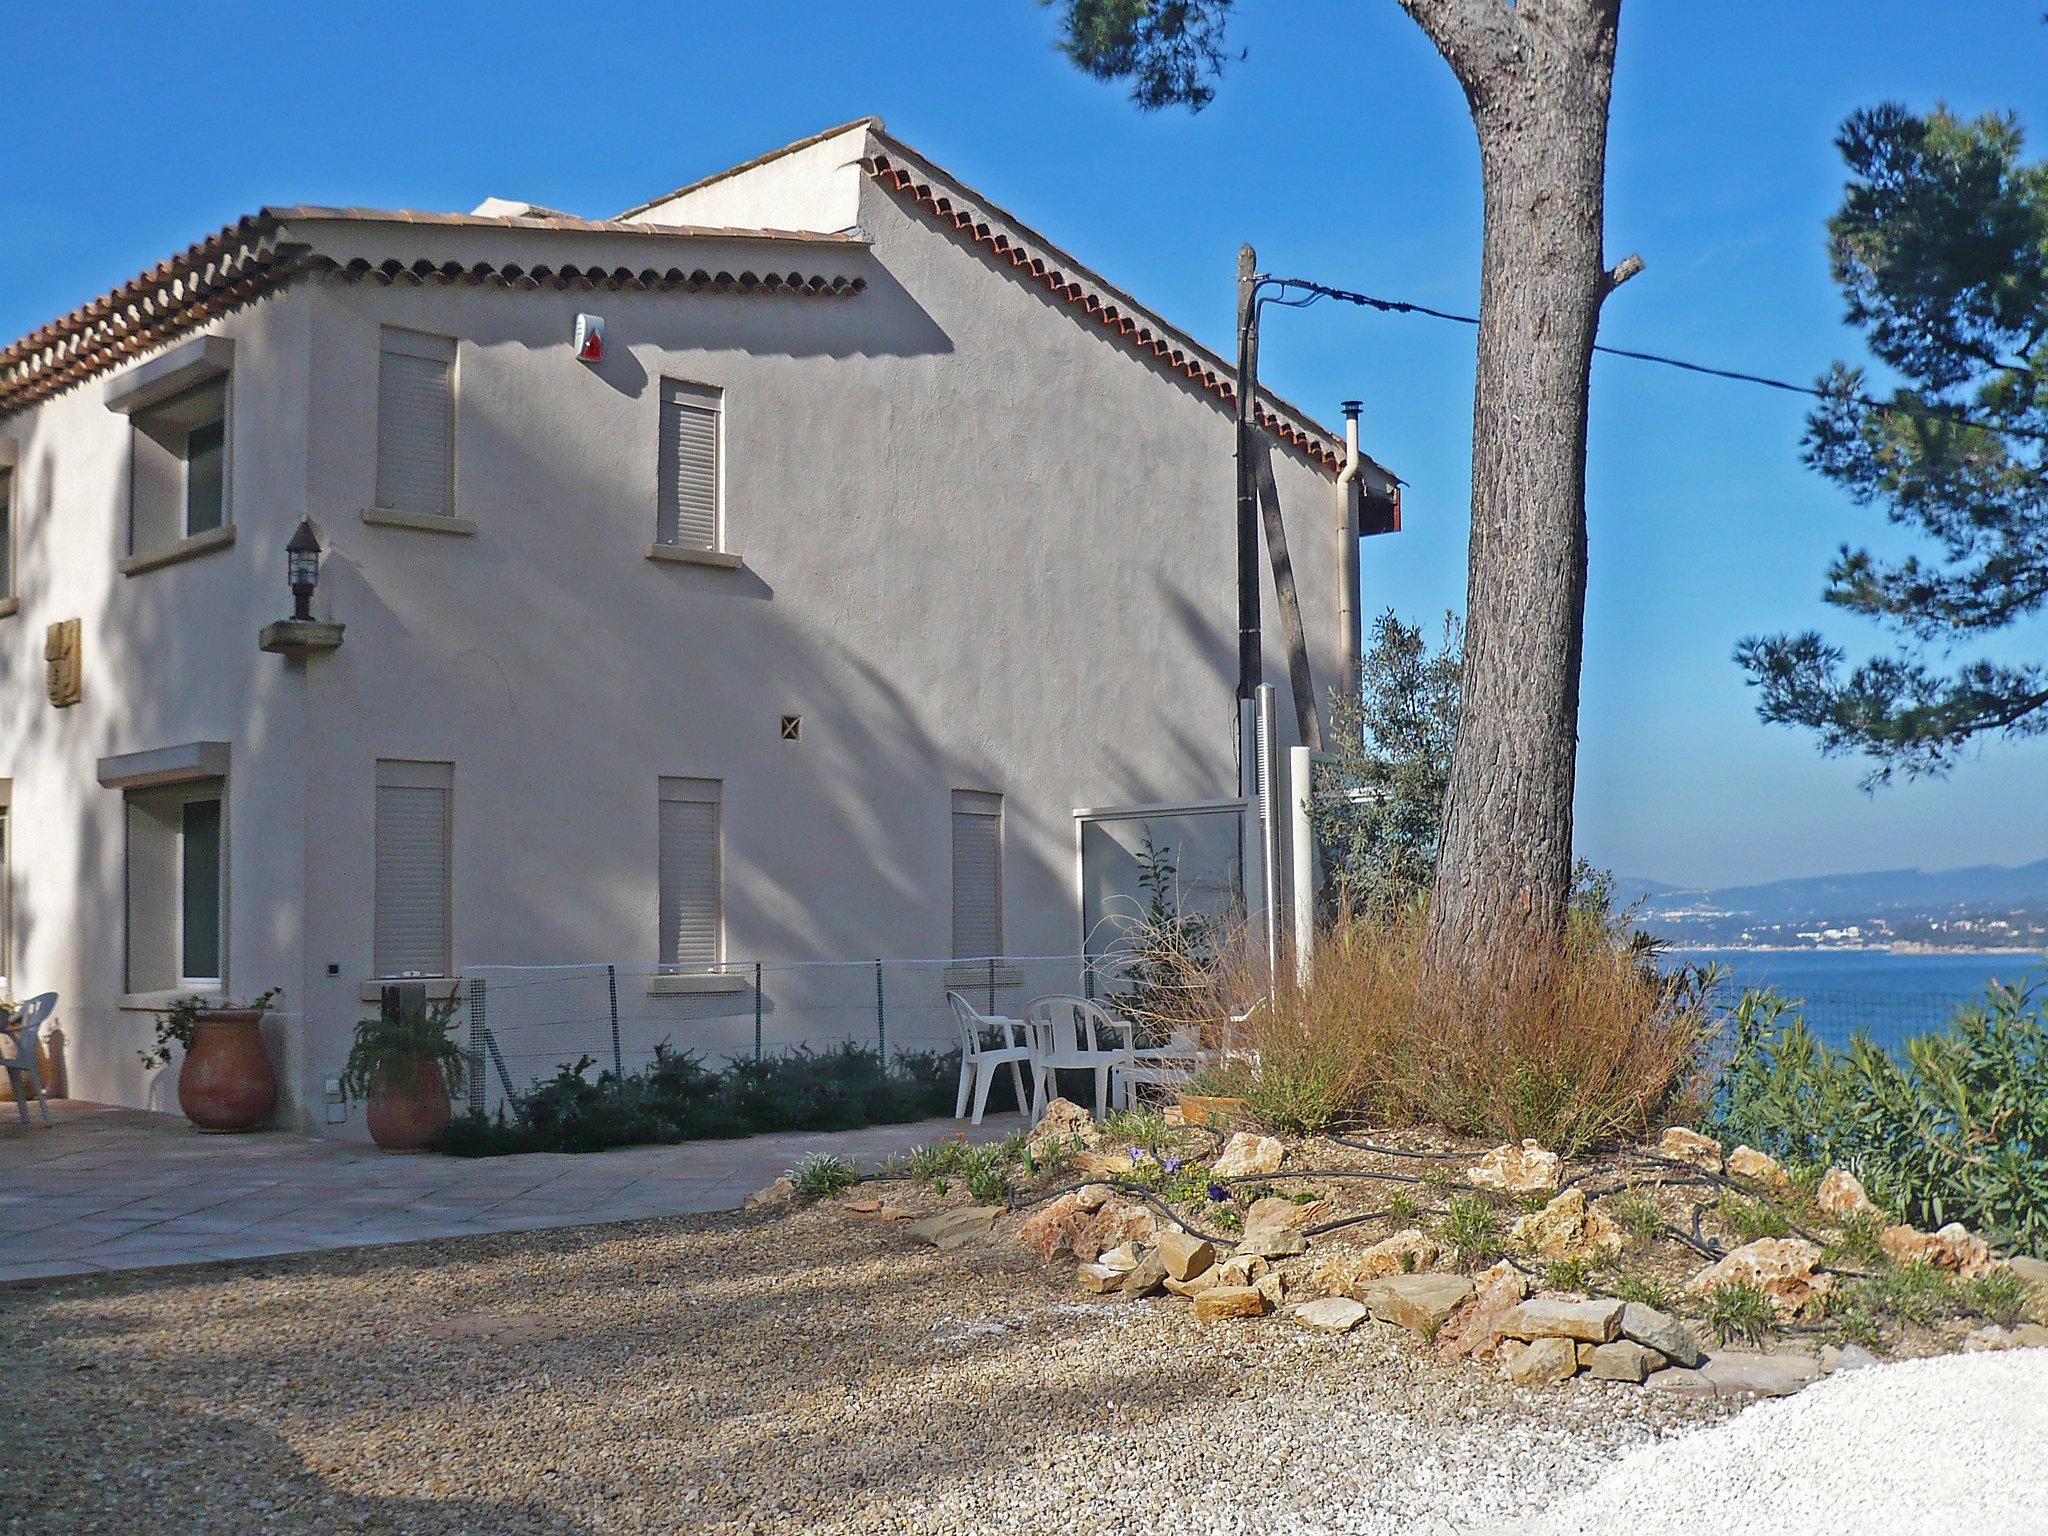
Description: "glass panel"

(180, 798), (223, 981)
(184, 418), (226, 535)
(1079, 806), (1244, 972)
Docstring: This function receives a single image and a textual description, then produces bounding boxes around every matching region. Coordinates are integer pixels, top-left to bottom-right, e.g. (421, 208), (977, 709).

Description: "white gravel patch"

(1508, 1349), (2048, 1536)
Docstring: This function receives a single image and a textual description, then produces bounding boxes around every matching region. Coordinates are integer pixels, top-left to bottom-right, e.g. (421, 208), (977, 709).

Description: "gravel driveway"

(2, 1200), (1725, 1536)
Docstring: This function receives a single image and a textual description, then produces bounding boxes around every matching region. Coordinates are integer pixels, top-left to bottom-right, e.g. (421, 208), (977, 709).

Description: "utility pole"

(1233, 244), (1262, 715)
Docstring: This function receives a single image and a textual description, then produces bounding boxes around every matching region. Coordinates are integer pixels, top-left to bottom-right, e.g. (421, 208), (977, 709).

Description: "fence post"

(987, 957), (996, 1014)
(753, 961), (764, 1062)
(606, 964), (622, 1078)
(874, 958), (886, 1058)
(464, 977), (486, 1118)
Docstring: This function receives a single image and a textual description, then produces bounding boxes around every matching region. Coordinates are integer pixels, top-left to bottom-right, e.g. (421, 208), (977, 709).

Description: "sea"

(1671, 948), (2048, 1052)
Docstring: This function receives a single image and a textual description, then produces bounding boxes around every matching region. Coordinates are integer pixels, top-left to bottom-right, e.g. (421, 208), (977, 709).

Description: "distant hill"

(1612, 858), (2048, 949)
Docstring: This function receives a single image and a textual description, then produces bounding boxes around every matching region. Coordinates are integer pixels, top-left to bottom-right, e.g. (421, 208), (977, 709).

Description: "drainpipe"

(1335, 401), (1364, 699)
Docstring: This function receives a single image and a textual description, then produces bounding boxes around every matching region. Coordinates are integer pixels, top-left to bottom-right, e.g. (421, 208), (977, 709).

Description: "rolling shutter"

(657, 380), (721, 550)
(951, 791), (1003, 959)
(659, 778), (722, 967)
(376, 330), (456, 516)
(375, 761), (452, 977)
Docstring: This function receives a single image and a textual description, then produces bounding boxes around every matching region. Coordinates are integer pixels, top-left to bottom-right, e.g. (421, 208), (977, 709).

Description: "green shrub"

(1710, 981), (2048, 1251)
(1607, 1190), (1666, 1244)
(1438, 1194), (1504, 1268)
(789, 1154), (860, 1202)
(1714, 1192), (1792, 1242)
(1701, 1280), (1776, 1346)
(433, 1040), (962, 1157)
(1542, 1255), (1600, 1293)
(1602, 1272), (1679, 1313)
(1846, 1261), (1958, 1328)
(1960, 1267), (2035, 1327)
(1385, 1189), (1421, 1228)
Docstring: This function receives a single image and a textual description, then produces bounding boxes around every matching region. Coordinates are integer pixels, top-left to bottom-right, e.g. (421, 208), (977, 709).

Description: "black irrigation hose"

(1327, 1135), (1469, 1162)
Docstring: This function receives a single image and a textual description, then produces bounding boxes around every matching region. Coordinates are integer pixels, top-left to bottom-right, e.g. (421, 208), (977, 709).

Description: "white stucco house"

(0, 118), (1397, 1132)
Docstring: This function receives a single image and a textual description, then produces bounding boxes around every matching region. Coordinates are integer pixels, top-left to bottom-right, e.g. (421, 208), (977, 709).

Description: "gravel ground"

(1513, 1349), (2048, 1536)
(0, 1199), (1729, 1536)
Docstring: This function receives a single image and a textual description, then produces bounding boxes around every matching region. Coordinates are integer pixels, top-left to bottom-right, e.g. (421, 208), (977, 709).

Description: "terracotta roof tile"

(0, 210), (866, 415)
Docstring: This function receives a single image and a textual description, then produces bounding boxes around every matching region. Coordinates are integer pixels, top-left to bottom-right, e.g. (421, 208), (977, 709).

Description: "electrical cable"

(1256, 275), (2048, 445)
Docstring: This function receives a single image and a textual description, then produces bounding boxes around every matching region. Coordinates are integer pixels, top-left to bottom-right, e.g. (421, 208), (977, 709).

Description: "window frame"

(656, 776), (725, 973)
(126, 375), (233, 560)
(0, 460), (16, 610)
(122, 777), (230, 997)
(371, 327), (460, 524)
(650, 377), (729, 561)
(0, 782), (12, 997)
(372, 759), (455, 981)
(950, 790), (1005, 961)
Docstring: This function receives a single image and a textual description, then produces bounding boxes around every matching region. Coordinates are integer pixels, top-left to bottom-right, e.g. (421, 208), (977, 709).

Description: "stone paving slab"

(0, 1101), (1022, 1284)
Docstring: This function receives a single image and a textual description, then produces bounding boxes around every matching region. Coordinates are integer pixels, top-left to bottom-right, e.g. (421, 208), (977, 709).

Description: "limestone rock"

(1499, 1297), (1624, 1345)
(744, 1176), (797, 1210)
(2006, 1255), (2048, 1290)
(1243, 1196), (1325, 1235)
(1193, 1285), (1269, 1321)
(1503, 1336), (1578, 1385)
(1687, 1237), (1831, 1318)
(1347, 1229), (1442, 1280)
(1096, 1243), (1141, 1274)
(1015, 1192), (1154, 1262)
(1880, 1221), (1996, 1279)
(1511, 1188), (1624, 1262)
(1027, 1097), (1103, 1158)
(1726, 1145), (1791, 1191)
(1074, 1149), (1154, 1180)
(1216, 1253), (1270, 1288)
(1816, 1167), (1877, 1219)
(1119, 1248), (1169, 1298)
(908, 1205), (1001, 1250)
(1819, 1342), (1879, 1373)
(1657, 1126), (1724, 1174)
(2012, 1323), (2048, 1348)
(1619, 1301), (1704, 1368)
(1435, 1262), (1529, 1362)
(1163, 1269), (1222, 1298)
(1254, 1271), (1287, 1309)
(1364, 1273), (1474, 1337)
(1235, 1225), (1309, 1261)
(1153, 1227), (1216, 1282)
(1697, 1350), (1819, 1397)
(1466, 1139), (1562, 1195)
(1580, 1339), (1664, 1383)
(1211, 1132), (1285, 1180)
(1294, 1297), (1371, 1334)
(1073, 1184), (1112, 1212)
(1075, 1262), (1123, 1294)
(1964, 1325), (2018, 1352)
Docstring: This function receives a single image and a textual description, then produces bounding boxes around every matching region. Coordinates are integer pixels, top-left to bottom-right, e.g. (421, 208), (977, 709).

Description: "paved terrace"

(0, 1101), (1021, 1285)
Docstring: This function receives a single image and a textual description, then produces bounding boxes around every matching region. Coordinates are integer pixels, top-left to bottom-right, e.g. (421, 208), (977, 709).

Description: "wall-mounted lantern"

(259, 518), (345, 658)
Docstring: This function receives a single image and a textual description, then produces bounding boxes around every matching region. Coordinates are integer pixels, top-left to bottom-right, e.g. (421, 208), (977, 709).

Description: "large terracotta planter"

(177, 1010), (276, 1132)
(366, 1060), (451, 1151)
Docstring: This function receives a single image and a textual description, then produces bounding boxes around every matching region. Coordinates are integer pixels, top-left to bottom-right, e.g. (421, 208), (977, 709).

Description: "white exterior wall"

(0, 293), (317, 1115)
(1, 167), (1350, 1133)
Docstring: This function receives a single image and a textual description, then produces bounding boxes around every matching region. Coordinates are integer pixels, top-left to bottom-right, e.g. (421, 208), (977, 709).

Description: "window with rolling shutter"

(951, 790), (1003, 960)
(656, 379), (722, 550)
(374, 760), (452, 978)
(658, 778), (722, 968)
(375, 329), (456, 517)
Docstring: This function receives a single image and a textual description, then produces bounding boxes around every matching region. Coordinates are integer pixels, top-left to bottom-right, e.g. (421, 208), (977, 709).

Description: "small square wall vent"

(780, 715), (802, 741)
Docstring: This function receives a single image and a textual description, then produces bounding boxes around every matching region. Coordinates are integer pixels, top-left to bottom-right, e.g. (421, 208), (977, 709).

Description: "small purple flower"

(1161, 1155), (1182, 1174)
(1208, 1183), (1229, 1204)
(1128, 1145), (1144, 1163)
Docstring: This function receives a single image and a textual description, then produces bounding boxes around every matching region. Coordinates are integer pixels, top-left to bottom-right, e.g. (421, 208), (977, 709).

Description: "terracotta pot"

(1177, 1093), (1246, 1129)
(177, 1011), (276, 1132)
(366, 1059), (451, 1151)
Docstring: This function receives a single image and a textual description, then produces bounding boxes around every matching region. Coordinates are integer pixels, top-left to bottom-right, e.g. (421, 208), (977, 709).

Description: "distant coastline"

(1667, 943), (2043, 956)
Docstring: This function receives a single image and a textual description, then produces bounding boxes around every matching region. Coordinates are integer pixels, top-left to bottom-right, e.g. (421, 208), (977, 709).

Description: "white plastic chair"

(1, 993), (56, 1126)
(1024, 995), (1138, 1121)
(946, 992), (1034, 1126)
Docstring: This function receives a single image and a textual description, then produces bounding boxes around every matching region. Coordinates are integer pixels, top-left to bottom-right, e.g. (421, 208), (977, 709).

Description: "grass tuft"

(1437, 1194), (1504, 1268)
(1701, 1280), (1777, 1347)
(788, 1154), (860, 1203)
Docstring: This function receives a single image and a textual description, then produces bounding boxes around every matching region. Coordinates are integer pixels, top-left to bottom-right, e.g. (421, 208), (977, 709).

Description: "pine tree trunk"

(1412, 0), (1627, 976)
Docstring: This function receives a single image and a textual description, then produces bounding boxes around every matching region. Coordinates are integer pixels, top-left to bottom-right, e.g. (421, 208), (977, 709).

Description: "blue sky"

(6, 1), (2046, 888)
